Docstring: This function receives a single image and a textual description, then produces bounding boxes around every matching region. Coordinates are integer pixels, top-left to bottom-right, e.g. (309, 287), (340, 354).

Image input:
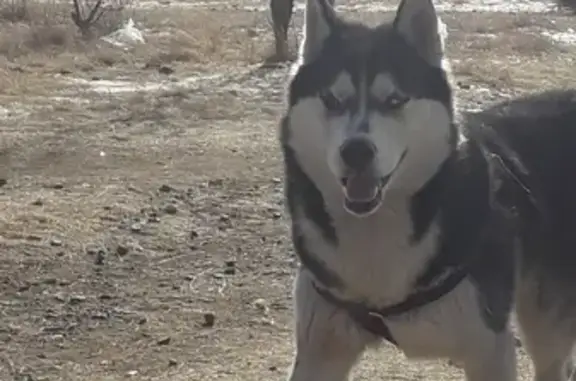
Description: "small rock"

(207, 179), (223, 187)
(130, 223), (143, 233)
(85, 246), (100, 255)
(137, 316), (148, 325)
(26, 234), (42, 242)
(224, 267), (236, 275)
(168, 359), (178, 367)
(202, 312), (216, 327)
(272, 211), (282, 219)
(253, 298), (268, 313)
(50, 238), (63, 247)
(225, 260), (236, 268)
(99, 294), (113, 300)
(94, 250), (105, 265)
(91, 312), (108, 320)
(31, 199), (43, 206)
(0, 178), (6, 187)
(163, 204), (178, 215)
(116, 244), (129, 256)
(69, 294), (87, 305)
(126, 370), (138, 377)
(148, 216), (160, 223)
(148, 212), (160, 223)
(46, 183), (64, 190)
(158, 65), (174, 75)
(219, 214), (230, 223)
(43, 278), (58, 285)
(258, 317), (275, 326)
(157, 337), (171, 346)
(190, 230), (199, 239)
(53, 293), (66, 303)
(269, 366), (278, 371)
(457, 81), (471, 90)
(159, 184), (173, 192)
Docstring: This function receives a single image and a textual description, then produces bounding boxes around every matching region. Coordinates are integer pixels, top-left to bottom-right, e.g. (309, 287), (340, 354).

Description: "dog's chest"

(300, 201), (441, 306)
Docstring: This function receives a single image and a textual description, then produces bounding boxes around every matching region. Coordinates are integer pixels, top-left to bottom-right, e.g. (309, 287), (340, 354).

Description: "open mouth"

(340, 173), (391, 217)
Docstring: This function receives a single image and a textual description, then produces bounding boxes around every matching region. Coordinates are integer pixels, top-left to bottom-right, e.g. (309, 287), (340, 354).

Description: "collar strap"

(313, 266), (468, 345)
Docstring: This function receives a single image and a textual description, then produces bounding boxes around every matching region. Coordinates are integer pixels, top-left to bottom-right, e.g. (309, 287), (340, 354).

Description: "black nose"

(339, 136), (377, 172)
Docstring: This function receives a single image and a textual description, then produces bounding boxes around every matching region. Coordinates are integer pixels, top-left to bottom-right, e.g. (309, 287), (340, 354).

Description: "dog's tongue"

(345, 172), (379, 201)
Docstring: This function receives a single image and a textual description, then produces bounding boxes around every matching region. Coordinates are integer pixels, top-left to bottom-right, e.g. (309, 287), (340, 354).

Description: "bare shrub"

(0, 0), (132, 60)
(0, 0), (30, 22)
(71, 0), (130, 38)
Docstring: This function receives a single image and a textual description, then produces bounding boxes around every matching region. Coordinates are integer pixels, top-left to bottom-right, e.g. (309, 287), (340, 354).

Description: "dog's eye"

(320, 89), (346, 115)
(375, 93), (410, 113)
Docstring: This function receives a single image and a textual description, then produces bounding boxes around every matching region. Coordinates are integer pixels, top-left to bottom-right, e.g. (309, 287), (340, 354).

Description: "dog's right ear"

(301, 0), (337, 63)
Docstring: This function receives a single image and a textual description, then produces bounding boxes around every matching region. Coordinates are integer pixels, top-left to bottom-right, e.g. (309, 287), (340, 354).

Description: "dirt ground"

(1, 0), (576, 380)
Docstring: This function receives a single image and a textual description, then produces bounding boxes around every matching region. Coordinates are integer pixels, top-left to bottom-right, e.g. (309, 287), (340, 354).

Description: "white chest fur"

(295, 195), (440, 307)
(296, 202), (495, 360)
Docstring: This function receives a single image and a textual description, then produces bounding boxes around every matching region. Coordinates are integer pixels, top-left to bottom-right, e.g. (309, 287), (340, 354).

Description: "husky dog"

(279, 0), (576, 380)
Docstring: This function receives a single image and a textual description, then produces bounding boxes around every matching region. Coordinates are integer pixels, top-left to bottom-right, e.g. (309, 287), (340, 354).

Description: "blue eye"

(376, 93), (410, 113)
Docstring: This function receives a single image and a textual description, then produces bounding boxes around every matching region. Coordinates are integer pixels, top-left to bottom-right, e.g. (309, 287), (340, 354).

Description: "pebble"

(69, 295), (87, 305)
(202, 312), (216, 327)
(94, 250), (105, 265)
(130, 223), (143, 233)
(116, 244), (129, 256)
(163, 204), (178, 215)
(157, 337), (171, 346)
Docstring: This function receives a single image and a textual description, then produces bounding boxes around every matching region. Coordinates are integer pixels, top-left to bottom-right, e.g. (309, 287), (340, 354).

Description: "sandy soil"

(1, 0), (576, 380)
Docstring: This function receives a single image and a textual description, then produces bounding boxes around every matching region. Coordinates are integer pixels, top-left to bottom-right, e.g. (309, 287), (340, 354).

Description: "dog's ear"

(393, 0), (444, 67)
(301, 0), (337, 63)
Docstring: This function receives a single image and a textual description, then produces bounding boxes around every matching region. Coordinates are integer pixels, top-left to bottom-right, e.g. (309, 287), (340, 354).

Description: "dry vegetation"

(0, 0), (576, 380)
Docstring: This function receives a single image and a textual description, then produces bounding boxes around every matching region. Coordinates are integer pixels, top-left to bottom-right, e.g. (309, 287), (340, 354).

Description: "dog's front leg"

(287, 270), (376, 381)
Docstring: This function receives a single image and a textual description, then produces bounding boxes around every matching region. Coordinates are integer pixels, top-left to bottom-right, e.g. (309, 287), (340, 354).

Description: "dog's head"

(284, 0), (456, 218)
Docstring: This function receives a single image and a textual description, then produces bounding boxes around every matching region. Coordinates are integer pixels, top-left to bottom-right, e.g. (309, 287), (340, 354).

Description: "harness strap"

(313, 266), (468, 346)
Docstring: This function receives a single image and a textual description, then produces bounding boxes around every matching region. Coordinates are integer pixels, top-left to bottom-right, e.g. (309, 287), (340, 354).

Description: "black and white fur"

(279, 0), (576, 380)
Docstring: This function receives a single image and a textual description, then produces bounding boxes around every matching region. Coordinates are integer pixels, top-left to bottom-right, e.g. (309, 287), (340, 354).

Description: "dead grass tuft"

(0, 0), (129, 59)
(136, 9), (267, 68)
(443, 11), (576, 92)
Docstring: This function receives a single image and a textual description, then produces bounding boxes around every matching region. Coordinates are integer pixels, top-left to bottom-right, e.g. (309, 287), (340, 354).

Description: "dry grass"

(440, 11), (576, 95)
(0, 1), (269, 97)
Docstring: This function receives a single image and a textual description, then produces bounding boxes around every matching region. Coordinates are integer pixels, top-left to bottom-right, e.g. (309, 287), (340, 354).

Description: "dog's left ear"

(393, 0), (444, 67)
